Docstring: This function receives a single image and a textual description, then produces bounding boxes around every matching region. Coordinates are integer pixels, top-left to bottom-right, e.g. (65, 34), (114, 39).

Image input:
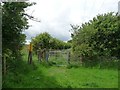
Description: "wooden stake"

(28, 42), (32, 64)
(3, 55), (6, 76)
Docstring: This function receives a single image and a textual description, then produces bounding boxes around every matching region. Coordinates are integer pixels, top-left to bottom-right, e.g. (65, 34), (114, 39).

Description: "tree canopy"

(2, 2), (34, 57)
(71, 12), (120, 64)
(32, 32), (71, 53)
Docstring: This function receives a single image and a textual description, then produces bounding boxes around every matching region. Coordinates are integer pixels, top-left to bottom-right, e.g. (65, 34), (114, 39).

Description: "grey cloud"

(25, 0), (119, 43)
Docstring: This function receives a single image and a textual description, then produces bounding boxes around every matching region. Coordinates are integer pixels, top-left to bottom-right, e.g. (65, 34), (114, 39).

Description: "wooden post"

(3, 55), (6, 76)
(80, 55), (83, 66)
(67, 52), (70, 64)
(46, 49), (49, 62)
(37, 48), (42, 62)
(28, 42), (32, 64)
(55, 51), (57, 60)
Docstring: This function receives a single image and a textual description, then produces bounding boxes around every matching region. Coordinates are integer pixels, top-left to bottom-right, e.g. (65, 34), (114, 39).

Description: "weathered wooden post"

(37, 42), (43, 62)
(28, 42), (32, 64)
(67, 51), (70, 64)
(2, 55), (6, 76)
(37, 48), (42, 62)
(46, 49), (49, 62)
(80, 56), (83, 66)
(55, 49), (58, 60)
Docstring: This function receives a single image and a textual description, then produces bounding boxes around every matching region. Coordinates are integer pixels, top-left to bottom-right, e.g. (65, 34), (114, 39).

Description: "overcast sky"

(24, 0), (119, 44)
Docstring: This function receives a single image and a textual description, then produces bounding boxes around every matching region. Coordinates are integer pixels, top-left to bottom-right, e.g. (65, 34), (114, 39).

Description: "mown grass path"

(33, 64), (118, 88)
(20, 47), (118, 88)
(3, 47), (118, 88)
(3, 58), (118, 88)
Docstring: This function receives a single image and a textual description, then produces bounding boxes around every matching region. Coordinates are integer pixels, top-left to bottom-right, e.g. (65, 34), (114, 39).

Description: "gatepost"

(28, 42), (32, 64)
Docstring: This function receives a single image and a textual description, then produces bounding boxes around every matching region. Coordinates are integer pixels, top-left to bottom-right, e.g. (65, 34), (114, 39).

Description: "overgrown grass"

(43, 66), (118, 88)
(3, 59), (118, 88)
(3, 46), (118, 88)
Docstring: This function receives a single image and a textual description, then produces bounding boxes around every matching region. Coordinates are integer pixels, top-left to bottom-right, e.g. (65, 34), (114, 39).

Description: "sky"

(24, 0), (120, 44)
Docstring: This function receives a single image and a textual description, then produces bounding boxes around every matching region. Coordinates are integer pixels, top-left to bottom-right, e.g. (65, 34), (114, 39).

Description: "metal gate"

(48, 50), (70, 66)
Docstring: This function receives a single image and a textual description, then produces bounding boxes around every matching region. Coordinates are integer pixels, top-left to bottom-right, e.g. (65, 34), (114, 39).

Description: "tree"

(89, 12), (120, 58)
(2, 2), (35, 76)
(32, 32), (52, 53)
(2, 2), (34, 58)
(32, 32), (71, 53)
(71, 12), (120, 66)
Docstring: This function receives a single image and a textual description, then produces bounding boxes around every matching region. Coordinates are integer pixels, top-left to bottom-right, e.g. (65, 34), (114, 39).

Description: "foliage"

(32, 32), (71, 53)
(32, 32), (52, 51)
(2, 2), (34, 57)
(3, 58), (118, 88)
(3, 44), (118, 88)
(71, 12), (120, 66)
(89, 13), (120, 58)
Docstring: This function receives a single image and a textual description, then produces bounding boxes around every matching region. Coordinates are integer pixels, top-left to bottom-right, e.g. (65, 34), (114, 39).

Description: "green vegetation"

(2, 2), (119, 88)
(32, 32), (71, 52)
(3, 56), (118, 88)
(71, 12), (120, 67)
(3, 46), (118, 88)
(2, 2), (35, 63)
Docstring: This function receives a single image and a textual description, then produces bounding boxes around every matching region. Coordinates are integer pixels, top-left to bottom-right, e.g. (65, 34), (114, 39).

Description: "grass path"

(3, 47), (118, 88)
(3, 58), (118, 88)
(39, 65), (118, 88)
(21, 47), (118, 88)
